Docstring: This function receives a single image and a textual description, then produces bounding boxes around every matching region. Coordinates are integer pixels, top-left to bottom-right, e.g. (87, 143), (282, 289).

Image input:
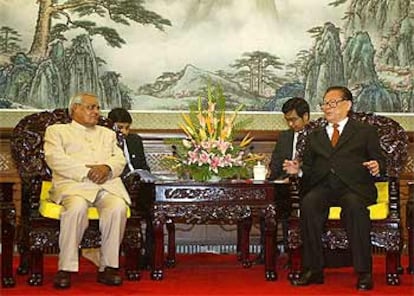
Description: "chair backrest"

(10, 109), (123, 216)
(295, 111), (408, 178)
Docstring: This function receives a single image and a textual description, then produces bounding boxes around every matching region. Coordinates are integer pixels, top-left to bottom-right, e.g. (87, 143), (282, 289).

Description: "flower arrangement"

(163, 84), (262, 182)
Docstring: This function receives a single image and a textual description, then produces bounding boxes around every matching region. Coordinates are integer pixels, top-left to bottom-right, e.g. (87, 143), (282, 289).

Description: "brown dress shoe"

(291, 270), (324, 286)
(357, 272), (373, 290)
(54, 270), (71, 289)
(97, 267), (123, 286)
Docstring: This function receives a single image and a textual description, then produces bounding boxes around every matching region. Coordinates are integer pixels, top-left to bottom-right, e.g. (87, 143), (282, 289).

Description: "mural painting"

(0, 0), (413, 112)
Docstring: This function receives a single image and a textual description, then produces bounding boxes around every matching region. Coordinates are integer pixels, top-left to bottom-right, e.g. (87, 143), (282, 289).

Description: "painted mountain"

(0, 0), (412, 112)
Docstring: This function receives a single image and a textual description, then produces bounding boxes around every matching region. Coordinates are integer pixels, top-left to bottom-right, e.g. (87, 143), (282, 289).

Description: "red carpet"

(2, 254), (413, 295)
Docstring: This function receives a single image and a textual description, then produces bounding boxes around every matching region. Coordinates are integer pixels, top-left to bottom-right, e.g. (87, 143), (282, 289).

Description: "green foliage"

(161, 84), (259, 182)
(47, 0), (171, 48)
(0, 26), (24, 54)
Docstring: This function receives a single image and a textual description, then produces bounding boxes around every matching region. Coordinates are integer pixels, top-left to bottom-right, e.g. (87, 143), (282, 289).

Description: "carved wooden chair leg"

(407, 189), (414, 274)
(123, 247), (141, 281)
(28, 248), (44, 286)
(386, 250), (401, 285)
(0, 188), (15, 288)
(123, 221), (142, 281)
(287, 218), (302, 281)
(166, 221), (176, 267)
(408, 226), (414, 274)
(16, 244), (30, 275)
(288, 246), (302, 281)
(151, 219), (164, 280)
(139, 215), (154, 270)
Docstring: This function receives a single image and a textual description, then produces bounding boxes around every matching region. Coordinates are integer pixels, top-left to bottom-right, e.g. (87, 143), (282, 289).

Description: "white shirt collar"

(326, 117), (349, 135)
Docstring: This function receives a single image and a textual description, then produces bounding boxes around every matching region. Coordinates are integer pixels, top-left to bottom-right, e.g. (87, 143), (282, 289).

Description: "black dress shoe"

(54, 270), (71, 289)
(97, 267), (123, 286)
(356, 272), (373, 290)
(291, 270), (324, 286)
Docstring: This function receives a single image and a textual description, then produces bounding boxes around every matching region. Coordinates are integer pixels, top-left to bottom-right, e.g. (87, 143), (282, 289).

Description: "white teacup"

(253, 162), (267, 181)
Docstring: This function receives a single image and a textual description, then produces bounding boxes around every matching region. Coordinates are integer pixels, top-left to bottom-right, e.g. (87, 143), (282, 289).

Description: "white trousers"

(58, 191), (127, 272)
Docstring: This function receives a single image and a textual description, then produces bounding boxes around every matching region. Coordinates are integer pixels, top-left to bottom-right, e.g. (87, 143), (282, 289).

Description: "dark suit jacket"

(122, 133), (150, 176)
(301, 118), (386, 205)
(268, 130), (294, 180)
(268, 129), (296, 219)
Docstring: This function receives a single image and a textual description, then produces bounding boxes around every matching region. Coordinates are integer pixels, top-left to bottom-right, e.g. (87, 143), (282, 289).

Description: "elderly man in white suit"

(44, 92), (130, 289)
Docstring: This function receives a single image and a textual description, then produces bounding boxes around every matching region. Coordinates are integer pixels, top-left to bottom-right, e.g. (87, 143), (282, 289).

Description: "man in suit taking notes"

(269, 97), (310, 181)
(256, 97), (310, 264)
(108, 107), (155, 269)
(108, 107), (152, 179)
(283, 86), (385, 291)
(44, 93), (130, 289)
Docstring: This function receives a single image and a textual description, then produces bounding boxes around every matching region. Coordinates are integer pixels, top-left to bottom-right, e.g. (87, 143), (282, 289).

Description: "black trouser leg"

(300, 186), (330, 271)
(339, 192), (372, 273)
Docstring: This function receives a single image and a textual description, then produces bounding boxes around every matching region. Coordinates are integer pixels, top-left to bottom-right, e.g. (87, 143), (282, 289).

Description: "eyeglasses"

(319, 98), (346, 109)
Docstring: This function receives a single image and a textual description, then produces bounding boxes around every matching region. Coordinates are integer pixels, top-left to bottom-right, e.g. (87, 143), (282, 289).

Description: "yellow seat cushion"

(328, 182), (389, 220)
(39, 181), (130, 220)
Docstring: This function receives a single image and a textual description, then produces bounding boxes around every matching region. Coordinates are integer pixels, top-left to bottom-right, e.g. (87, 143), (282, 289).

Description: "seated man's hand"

(86, 164), (111, 184)
(282, 159), (300, 175)
(362, 160), (380, 176)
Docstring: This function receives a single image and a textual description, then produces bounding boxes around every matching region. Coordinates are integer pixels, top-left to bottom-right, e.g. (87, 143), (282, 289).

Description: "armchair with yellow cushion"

(287, 112), (408, 286)
(328, 181), (389, 220)
(38, 181), (131, 220)
(10, 109), (142, 286)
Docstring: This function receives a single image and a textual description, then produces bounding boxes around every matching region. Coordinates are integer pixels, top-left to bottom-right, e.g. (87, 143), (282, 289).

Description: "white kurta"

(44, 120), (131, 205)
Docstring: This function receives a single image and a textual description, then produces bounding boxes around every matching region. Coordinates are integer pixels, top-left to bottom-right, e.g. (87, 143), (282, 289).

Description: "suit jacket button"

(330, 168), (336, 174)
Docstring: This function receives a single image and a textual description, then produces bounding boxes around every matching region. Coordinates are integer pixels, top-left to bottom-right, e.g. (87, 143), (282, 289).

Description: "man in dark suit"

(108, 108), (151, 177)
(108, 107), (154, 269)
(283, 86), (386, 291)
(256, 98), (310, 264)
(269, 97), (310, 180)
(265, 98), (310, 259)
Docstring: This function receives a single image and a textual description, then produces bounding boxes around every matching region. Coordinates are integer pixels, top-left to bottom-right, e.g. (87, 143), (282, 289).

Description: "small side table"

(407, 181), (414, 274)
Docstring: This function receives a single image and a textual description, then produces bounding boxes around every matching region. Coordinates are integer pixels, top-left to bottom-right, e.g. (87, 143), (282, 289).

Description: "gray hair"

(68, 92), (98, 116)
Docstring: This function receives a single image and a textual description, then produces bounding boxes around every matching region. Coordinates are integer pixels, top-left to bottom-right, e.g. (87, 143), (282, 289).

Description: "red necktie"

(331, 123), (340, 147)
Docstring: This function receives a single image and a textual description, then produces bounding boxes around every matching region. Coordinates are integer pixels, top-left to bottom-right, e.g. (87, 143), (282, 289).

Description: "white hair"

(68, 92), (98, 116)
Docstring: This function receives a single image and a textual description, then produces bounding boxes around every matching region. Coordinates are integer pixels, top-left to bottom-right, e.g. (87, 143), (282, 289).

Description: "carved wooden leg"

(264, 205), (277, 281)
(16, 228), (30, 275)
(240, 216), (252, 268)
(124, 247), (141, 281)
(251, 216), (265, 264)
(408, 226), (414, 274)
(407, 185), (414, 274)
(1, 183), (16, 288)
(141, 215), (154, 269)
(166, 221), (176, 268)
(236, 222), (242, 261)
(287, 219), (302, 281)
(385, 250), (401, 285)
(123, 219), (142, 281)
(28, 248), (43, 286)
(151, 215), (165, 280)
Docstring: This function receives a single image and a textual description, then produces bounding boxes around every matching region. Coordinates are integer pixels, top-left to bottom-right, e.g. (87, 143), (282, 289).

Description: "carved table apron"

(150, 180), (286, 281)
